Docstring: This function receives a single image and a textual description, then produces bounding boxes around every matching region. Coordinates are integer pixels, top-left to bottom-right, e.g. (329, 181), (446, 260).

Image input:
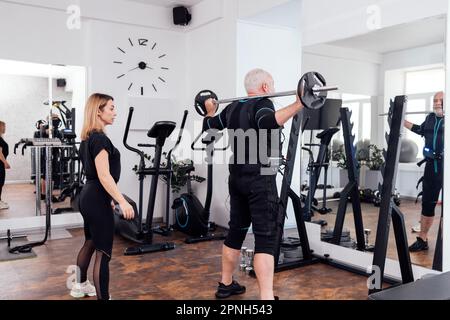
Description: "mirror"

(301, 14), (447, 271)
(0, 59), (86, 221)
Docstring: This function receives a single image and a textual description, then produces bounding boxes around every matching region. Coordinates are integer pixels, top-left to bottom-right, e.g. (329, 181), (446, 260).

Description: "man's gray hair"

(244, 68), (274, 94)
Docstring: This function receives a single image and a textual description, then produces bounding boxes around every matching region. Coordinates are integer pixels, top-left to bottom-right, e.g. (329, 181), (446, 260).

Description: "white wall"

(302, 44), (380, 96)
(236, 20), (302, 227)
(0, 75), (60, 182)
(0, 0), (188, 221)
(86, 18), (188, 221)
(1, 0), (300, 228)
(2, 0), (174, 31)
(0, 2), (87, 66)
(238, 0), (293, 19)
(377, 43), (445, 146)
(185, 0), (239, 228)
(302, 0), (448, 46)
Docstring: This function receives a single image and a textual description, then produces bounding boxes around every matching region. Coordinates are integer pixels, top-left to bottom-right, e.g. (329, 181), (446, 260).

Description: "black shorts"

(422, 160), (443, 217)
(79, 180), (114, 256)
(224, 173), (280, 256)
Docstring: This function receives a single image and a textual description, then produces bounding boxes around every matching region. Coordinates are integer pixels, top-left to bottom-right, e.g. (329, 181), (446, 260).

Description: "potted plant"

(362, 144), (384, 190)
(332, 145), (350, 187)
(164, 157), (205, 194)
(133, 154), (205, 194)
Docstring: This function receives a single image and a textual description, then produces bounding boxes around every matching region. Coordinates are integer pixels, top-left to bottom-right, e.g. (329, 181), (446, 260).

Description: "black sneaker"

(215, 281), (246, 299)
(409, 237), (428, 252)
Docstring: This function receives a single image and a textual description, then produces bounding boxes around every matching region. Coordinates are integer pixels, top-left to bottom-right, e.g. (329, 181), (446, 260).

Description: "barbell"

(378, 111), (433, 117)
(194, 71), (338, 116)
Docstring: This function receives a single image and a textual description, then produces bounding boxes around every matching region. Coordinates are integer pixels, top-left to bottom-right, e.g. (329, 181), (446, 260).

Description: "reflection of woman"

(71, 94), (134, 300)
(0, 121), (11, 210)
(404, 91), (444, 252)
(35, 114), (62, 201)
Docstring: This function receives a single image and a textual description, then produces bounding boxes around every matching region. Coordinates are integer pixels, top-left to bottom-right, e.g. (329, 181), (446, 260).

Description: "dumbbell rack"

(272, 110), (320, 272)
(329, 108), (365, 250)
(369, 96), (414, 295)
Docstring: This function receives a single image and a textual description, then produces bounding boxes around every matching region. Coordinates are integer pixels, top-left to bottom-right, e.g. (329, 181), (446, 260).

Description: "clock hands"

(128, 61), (153, 73)
(128, 66), (140, 72)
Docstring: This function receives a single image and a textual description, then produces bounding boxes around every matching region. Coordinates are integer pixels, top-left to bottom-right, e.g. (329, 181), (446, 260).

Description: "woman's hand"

(111, 200), (116, 210)
(118, 200), (135, 220)
(4, 161), (10, 169)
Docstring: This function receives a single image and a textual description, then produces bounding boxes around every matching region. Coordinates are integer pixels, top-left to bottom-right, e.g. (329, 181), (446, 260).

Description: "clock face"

(113, 37), (169, 96)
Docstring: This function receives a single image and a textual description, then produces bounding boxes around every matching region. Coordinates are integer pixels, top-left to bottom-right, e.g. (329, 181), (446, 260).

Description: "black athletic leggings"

(77, 180), (114, 300)
(0, 164), (5, 201)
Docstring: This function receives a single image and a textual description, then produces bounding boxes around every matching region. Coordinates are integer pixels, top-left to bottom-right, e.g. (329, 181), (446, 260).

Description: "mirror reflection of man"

(404, 91), (444, 252)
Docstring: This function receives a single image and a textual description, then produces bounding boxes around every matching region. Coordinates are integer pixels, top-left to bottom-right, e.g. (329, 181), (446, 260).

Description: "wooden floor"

(0, 228), (374, 300)
(0, 184), (73, 219)
(0, 183), (441, 300)
(317, 198), (440, 269)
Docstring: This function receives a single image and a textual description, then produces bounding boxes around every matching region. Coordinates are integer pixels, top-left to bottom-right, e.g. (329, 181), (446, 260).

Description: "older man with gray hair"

(203, 68), (303, 300)
(404, 91), (444, 252)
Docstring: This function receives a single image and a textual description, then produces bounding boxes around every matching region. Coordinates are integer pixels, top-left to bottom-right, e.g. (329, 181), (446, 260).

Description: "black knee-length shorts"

(422, 160), (443, 217)
(224, 173), (280, 256)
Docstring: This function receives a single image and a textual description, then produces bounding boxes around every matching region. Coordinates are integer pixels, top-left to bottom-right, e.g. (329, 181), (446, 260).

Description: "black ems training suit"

(203, 98), (282, 256)
(411, 113), (444, 216)
(78, 131), (121, 299)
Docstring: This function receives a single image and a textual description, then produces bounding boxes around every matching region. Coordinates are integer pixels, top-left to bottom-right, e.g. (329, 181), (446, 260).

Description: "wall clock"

(113, 37), (169, 96)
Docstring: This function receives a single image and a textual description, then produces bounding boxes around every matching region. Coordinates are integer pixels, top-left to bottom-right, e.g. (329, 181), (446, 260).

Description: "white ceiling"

(327, 15), (446, 54)
(242, 0), (301, 29)
(123, 0), (203, 8)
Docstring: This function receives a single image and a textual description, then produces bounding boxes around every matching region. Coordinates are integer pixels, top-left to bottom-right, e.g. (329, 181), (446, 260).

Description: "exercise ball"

(399, 138), (418, 163)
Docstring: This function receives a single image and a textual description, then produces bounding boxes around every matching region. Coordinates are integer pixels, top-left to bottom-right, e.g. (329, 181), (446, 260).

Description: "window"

(340, 94), (372, 144)
(404, 67), (445, 160)
(406, 68), (445, 94)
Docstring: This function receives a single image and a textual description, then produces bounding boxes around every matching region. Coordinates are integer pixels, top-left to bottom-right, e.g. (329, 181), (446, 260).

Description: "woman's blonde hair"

(0, 121), (5, 135)
(81, 93), (114, 141)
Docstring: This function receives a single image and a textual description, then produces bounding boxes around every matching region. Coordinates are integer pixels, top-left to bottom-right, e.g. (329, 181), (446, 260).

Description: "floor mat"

(0, 238), (37, 262)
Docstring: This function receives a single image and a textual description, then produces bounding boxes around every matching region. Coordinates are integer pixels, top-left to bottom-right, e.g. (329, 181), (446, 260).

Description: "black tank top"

(79, 131), (121, 183)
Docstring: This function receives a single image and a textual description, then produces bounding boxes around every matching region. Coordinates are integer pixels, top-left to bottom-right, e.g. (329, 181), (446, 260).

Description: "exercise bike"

(302, 127), (340, 226)
(172, 129), (227, 244)
(114, 107), (188, 255)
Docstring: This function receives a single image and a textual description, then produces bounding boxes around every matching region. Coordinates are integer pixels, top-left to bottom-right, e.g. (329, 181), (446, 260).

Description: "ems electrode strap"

(432, 115), (443, 173)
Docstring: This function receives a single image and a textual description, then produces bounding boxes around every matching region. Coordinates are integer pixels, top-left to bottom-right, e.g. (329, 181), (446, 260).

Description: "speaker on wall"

(57, 79), (67, 87)
(173, 6), (191, 26)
